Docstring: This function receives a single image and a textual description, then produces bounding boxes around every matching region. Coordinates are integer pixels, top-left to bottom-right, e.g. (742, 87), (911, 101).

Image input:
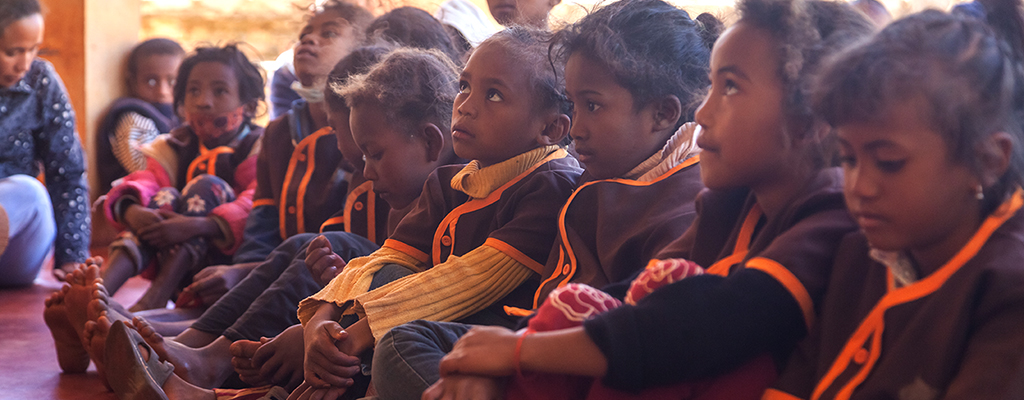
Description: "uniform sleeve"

(110, 111), (160, 173)
(35, 65), (90, 265)
(353, 244), (534, 340)
(209, 151), (260, 254)
(297, 246), (428, 325)
(583, 207), (854, 392)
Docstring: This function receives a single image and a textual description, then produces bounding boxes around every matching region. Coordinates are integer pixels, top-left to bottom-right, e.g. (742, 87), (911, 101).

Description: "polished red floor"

(0, 258), (148, 399)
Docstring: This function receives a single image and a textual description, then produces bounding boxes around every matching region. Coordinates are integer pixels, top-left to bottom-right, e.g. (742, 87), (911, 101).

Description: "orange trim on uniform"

(533, 155), (701, 308)
(382, 239), (430, 265)
(297, 127), (333, 234)
(367, 185), (377, 243)
(762, 388), (805, 400)
(486, 237), (545, 274)
(504, 305), (533, 317)
(320, 216), (346, 233)
(746, 257), (815, 330)
(187, 145), (234, 182)
(706, 203), (763, 276)
(431, 149), (570, 266)
(811, 188), (1024, 400)
(280, 127), (333, 238)
(344, 181), (374, 233)
(252, 198), (275, 208)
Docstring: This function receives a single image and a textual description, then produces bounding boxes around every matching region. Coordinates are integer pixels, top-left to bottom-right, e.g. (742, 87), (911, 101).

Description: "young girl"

(99, 44), (265, 312)
(766, 1), (1024, 398)
(371, 1), (718, 398)
(0, 0), (89, 284)
(429, 0), (873, 398)
(96, 38), (185, 194)
(292, 30), (583, 399)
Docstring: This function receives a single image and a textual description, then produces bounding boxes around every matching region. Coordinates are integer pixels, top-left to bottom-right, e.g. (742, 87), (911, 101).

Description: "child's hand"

(304, 235), (347, 286)
(230, 339), (271, 387)
(287, 380), (349, 400)
(302, 318), (361, 388)
(422, 374), (506, 400)
(439, 326), (521, 377)
(181, 262), (257, 307)
(250, 324), (306, 389)
(138, 211), (215, 248)
(123, 204), (163, 233)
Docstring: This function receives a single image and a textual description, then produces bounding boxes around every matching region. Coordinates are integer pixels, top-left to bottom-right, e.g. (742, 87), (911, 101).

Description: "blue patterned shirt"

(0, 59), (90, 265)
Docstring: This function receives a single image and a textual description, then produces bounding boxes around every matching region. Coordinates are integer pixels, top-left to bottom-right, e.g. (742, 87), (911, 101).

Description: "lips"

(295, 47), (318, 60)
(452, 123), (475, 140)
(851, 210), (887, 230)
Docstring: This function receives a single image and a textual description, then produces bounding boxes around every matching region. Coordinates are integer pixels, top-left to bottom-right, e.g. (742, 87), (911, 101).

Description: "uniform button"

(853, 348), (869, 364)
(288, 206), (296, 214)
(354, 201), (364, 211)
(198, 164), (206, 170)
(562, 264), (571, 274)
(297, 153), (306, 162)
(441, 235), (452, 246)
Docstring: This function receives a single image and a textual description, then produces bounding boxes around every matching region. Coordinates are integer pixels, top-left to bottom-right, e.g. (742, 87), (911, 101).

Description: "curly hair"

(814, 0), (1024, 207)
(324, 45), (390, 111)
(0, 0), (40, 35)
(172, 44), (266, 118)
(311, 0), (374, 43)
(477, 26), (572, 117)
(126, 38), (185, 97)
(337, 47), (460, 136)
(550, 0), (721, 127)
(737, 0), (874, 167)
(365, 7), (463, 66)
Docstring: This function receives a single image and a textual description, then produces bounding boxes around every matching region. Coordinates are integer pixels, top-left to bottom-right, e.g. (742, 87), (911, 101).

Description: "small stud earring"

(976, 185), (985, 200)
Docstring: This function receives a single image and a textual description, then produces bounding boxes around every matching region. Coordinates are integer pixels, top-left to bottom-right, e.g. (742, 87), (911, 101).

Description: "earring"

(976, 184), (985, 200)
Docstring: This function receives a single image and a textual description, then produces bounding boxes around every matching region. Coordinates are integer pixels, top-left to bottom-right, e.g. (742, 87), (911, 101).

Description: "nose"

(568, 118), (586, 142)
(455, 93), (476, 118)
(363, 159), (378, 182)
(693, 94), (713, 130)
(844, 163), (880, 202)
(13, 52), (31, 74)
(300, 32), (317, 46)
(160, 81), (173, 101)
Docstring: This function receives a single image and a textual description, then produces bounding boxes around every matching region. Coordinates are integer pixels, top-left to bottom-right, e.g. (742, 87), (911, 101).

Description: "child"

(240, 1), (373, 265)
(766, 1), (1024, 398)
(372, 1), (718, 398)
(99, 44), (265, 312)
(486, 0), (560, 28)
(0, 0), (90, 284)
(365, 7), (465, 66)
(96, 38), (185, 194)
(291, 29), (583, 399)
(428, 0), (872, 398)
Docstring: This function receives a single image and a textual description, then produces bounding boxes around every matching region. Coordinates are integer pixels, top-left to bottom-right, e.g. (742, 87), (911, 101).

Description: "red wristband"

(513, 329), (534, 378)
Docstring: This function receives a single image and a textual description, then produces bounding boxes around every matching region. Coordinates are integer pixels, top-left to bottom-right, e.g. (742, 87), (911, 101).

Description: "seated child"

(371, 1), (719, 398)
(290, 29), (583, 399)
(428, 0), (873, 398)
(99, 44), (265, 312)
(486, 0), (560, 28)
(96, 38), (184, 194)
(766, 2), (1024, 398)
(364, 7), (465, 65)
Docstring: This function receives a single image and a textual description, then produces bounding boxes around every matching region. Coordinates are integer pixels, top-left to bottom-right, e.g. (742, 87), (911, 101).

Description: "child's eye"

(486, 89), (503, 102)
(837, 154), (856, 167)
(723, 80), (739, 95)
(458, 81), (470, 94)
(147, 78), (158, 87)
(587, 102), (600, 112)
(322, 30), (339, 39)
(876, 160), (906, 173)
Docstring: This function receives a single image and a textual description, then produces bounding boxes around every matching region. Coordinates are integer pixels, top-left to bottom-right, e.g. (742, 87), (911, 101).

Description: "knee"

(0, 174), (52, 209)
(181, 174), (235, 202)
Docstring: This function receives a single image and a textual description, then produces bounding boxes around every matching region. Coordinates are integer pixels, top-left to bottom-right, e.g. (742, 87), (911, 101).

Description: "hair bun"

(695, 12), (724, 50)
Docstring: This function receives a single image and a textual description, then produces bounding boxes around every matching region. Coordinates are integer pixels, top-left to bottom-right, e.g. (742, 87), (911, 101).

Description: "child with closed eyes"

(766, 0), (1024, 398)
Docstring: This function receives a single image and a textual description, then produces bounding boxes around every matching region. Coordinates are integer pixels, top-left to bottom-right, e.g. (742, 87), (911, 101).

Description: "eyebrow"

(863, 140), (899, 152)
(482, 77), (509, 89)
(714, 65), (751, 82)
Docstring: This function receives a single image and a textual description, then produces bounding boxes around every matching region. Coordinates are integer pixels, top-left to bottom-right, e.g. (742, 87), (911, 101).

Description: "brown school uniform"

(765, 190), (1024, 400)
(532, 156), (703, 308)
(319, 177), (392, 246)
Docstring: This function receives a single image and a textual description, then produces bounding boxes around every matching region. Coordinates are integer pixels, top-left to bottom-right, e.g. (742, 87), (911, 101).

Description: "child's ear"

(418, 122), (446, 163)
(650, 95), (682, 134)
(538, 113), (571, 146)
(978, 131), (1013, 188)
(548, 0), (562, 7)
(243, 101), (259, 119)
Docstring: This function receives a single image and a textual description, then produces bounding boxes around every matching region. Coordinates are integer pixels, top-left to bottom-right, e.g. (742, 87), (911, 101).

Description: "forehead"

(464, 41), (535, 88)
(137, 54), (181, 73)
(837, 98), (942, 149)
(187, 61), (238, 86)
(350, 101), (400, 140)
(564, 52), (622, 93)
(711, 22), (781, 82)
(305, 10), (350, 29)
(1, 14), (43, 45)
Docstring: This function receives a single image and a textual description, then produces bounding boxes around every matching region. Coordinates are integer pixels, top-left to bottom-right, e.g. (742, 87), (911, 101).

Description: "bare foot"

(63, 263), (103, 336)
(229, 339), (269, 386)
(43, 286), (89, 373)
(131, 317), (234, 389)
(83, 312), (114, 390)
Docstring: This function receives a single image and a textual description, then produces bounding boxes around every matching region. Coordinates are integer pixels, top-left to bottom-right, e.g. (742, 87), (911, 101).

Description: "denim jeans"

(0, 174), (56, 286)
(372, 320), (474, 400)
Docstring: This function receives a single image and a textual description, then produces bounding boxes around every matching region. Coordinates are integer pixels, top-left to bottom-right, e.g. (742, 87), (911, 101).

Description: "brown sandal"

(105, 320), (174, 400)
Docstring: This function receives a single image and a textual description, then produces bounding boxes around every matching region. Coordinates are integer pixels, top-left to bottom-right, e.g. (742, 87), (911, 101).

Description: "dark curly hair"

(478, 26), (573, 117)
(325, 45), (390, 111)
(365, 7), (463, 66)
(814, 0), (1024, 208)
(737, 0), (874, 167)
(551, 0), (721, 127)
(337, 47), (460, 137)
(172, 44), (266, 119)
(126, 38), (185, 97)
(0, 0), (41, 35)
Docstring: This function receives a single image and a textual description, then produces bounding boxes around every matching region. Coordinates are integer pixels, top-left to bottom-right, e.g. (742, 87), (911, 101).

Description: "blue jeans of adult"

(373, 320), (475, 400)
(0, 174), (56, 287)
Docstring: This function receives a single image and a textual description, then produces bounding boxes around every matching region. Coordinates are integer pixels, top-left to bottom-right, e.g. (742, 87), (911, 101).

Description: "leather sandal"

(105, 320), (174, 400)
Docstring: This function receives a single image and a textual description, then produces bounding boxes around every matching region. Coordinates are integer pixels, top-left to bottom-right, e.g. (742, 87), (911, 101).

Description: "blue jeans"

(0, 175), (56, 286)
(372, 320), (474, 400)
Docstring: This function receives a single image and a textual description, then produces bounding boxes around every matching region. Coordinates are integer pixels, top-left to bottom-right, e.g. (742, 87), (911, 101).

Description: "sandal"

(105, 320), (174, 400)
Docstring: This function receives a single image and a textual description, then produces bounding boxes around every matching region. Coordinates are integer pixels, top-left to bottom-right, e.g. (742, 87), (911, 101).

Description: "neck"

(909, 200), (984, 277)
(300, 75), (326, 90)
(750, 161), (816, 221)
(308, 101), (328, 129)
(201, 125), (244, 149)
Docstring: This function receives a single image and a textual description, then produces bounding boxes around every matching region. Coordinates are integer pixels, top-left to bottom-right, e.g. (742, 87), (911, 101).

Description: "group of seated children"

(32, 0), (1024, 398)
